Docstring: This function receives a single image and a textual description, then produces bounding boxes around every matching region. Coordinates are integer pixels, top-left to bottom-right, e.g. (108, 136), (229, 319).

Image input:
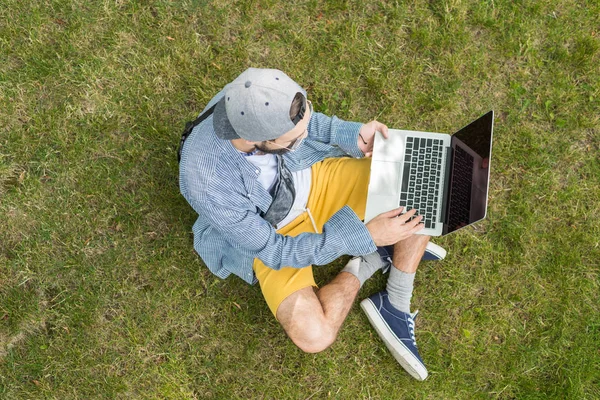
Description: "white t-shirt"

(244, 153), (312, 229)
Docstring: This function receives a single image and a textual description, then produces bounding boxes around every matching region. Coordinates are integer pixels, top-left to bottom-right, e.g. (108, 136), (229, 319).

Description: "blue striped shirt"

(179, 90), (377, 284)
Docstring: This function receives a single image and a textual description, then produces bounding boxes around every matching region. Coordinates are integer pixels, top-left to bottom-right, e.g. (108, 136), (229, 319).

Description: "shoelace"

(408, 318), (417, 347)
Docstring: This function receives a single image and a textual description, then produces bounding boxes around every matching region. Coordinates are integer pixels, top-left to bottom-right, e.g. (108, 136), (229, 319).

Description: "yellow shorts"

(253, 157), (371, 318)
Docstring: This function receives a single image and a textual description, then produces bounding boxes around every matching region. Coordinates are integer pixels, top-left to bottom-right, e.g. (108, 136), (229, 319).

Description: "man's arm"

(194, 192), (377, 270)
(307, 112), (365, 158)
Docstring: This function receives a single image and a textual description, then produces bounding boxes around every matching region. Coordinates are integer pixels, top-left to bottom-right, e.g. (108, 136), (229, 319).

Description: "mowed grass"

(1, 0), (599, 398)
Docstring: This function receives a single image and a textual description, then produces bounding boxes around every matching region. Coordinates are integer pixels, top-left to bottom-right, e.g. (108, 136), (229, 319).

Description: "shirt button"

(255, 170), (260, 174)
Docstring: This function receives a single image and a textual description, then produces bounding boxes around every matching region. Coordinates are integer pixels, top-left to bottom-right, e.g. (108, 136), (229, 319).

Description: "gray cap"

(213, 68), (307, 141)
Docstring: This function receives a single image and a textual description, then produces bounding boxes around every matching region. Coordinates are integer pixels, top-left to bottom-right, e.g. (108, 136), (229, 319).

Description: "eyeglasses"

(267, 100), (312, 152)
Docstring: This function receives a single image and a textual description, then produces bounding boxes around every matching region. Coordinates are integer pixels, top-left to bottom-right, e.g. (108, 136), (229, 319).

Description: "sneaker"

(375, 246), (394, 273)
(422, 242), (446, 261)
(360, 291), (428, 380)
(379, 242), (446, 263)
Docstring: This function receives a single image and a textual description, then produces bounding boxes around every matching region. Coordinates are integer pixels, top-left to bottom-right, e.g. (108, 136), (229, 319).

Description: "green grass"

(1, 0), (599, 398)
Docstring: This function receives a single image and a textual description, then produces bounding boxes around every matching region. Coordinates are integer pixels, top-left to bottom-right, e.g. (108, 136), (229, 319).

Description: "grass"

(1, 0), (599, 398)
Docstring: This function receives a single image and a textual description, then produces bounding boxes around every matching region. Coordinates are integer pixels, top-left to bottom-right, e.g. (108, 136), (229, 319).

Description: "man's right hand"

(365, 207), (425, 246)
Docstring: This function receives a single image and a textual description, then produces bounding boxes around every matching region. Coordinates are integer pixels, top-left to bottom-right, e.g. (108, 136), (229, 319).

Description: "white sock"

(386, 267), (415, 313)
(342, 251), (390, 287)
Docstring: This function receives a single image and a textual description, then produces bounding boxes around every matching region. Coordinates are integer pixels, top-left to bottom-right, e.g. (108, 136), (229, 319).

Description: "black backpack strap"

(177, 103), (217, 163)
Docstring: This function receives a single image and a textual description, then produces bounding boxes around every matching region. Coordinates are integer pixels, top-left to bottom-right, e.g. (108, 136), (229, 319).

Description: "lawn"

(1, 0), (599, 398)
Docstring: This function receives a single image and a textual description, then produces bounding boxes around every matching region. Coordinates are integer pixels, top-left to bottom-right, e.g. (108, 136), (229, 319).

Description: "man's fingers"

(379, 207), (404, 218)
(378, 122), (389, 139)
(372, 121), (388, 138)
(382, 207), (404, 218)
(410, 222), (425, 234)
(404, 215), (423, 229)
(397, 208), (417, 222)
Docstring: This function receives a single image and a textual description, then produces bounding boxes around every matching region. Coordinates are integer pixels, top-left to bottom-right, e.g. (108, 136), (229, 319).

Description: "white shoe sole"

(361, 298), (429, 381)
(425, 242), (447, 260)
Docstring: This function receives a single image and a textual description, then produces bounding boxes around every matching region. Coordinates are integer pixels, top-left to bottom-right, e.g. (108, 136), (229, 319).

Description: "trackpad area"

(365, 194), (399, 223)
(368, 160), (401, 196)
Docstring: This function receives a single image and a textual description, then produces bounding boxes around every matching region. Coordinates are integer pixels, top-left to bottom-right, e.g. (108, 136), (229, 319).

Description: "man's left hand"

(358, 120), (389, 157)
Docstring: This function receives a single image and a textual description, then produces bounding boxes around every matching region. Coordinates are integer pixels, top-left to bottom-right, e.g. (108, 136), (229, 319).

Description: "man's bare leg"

(276, 271), (360, 353)
(276, 235), (430, 354)
(392, 234), (431, 274)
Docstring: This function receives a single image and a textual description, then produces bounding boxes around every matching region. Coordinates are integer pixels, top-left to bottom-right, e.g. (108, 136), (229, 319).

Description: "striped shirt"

(179, 89), (377, 284)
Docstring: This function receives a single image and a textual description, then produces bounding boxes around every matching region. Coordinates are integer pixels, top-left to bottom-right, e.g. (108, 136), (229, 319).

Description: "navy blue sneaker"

(375, 246), (394, 274)
(422, 242), (446, 261)
(360, 291), (428, 380)
(379, 242), (446, 264)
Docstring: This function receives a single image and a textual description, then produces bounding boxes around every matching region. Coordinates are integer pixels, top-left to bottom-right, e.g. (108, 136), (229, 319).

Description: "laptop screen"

(444, 111), (494, 235)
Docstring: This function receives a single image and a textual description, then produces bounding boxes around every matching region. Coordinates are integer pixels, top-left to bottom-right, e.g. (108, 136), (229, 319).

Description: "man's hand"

(365, 207), (425, 246)
(358, 120), (389, 157)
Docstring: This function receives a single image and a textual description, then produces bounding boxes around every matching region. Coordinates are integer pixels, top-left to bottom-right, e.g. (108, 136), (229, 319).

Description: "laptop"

(364, 111), (494, 236)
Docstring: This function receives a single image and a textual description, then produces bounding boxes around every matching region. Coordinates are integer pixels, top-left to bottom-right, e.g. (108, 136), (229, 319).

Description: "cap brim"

(213, 96), (241, 140)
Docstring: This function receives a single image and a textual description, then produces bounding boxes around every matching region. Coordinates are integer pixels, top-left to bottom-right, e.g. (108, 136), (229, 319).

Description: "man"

(179, 68), (446, 380)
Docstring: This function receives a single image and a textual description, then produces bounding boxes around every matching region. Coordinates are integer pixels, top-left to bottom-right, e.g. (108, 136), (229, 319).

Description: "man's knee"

(276, 287), (337, 353)
(287, 317), (336, 353)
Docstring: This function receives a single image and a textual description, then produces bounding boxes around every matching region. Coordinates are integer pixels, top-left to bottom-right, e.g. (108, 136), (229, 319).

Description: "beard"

(253, 141), (291, 155)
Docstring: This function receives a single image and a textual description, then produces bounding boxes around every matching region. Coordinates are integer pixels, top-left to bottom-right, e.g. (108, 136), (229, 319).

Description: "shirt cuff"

(334, 120), (364, 158)
(325, 205), (377, 256)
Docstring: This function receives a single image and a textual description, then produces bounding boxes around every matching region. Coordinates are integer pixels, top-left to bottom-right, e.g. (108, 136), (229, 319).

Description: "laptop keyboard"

(399, 137), (444, 229)
(447, 146), (474, 229)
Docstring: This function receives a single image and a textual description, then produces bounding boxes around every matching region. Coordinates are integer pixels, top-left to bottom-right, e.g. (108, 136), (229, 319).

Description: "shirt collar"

(208, 116), (263, 175)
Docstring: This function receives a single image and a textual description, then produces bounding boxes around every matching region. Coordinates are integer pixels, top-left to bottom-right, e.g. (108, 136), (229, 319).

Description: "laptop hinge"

(441, 145), (453, 234)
